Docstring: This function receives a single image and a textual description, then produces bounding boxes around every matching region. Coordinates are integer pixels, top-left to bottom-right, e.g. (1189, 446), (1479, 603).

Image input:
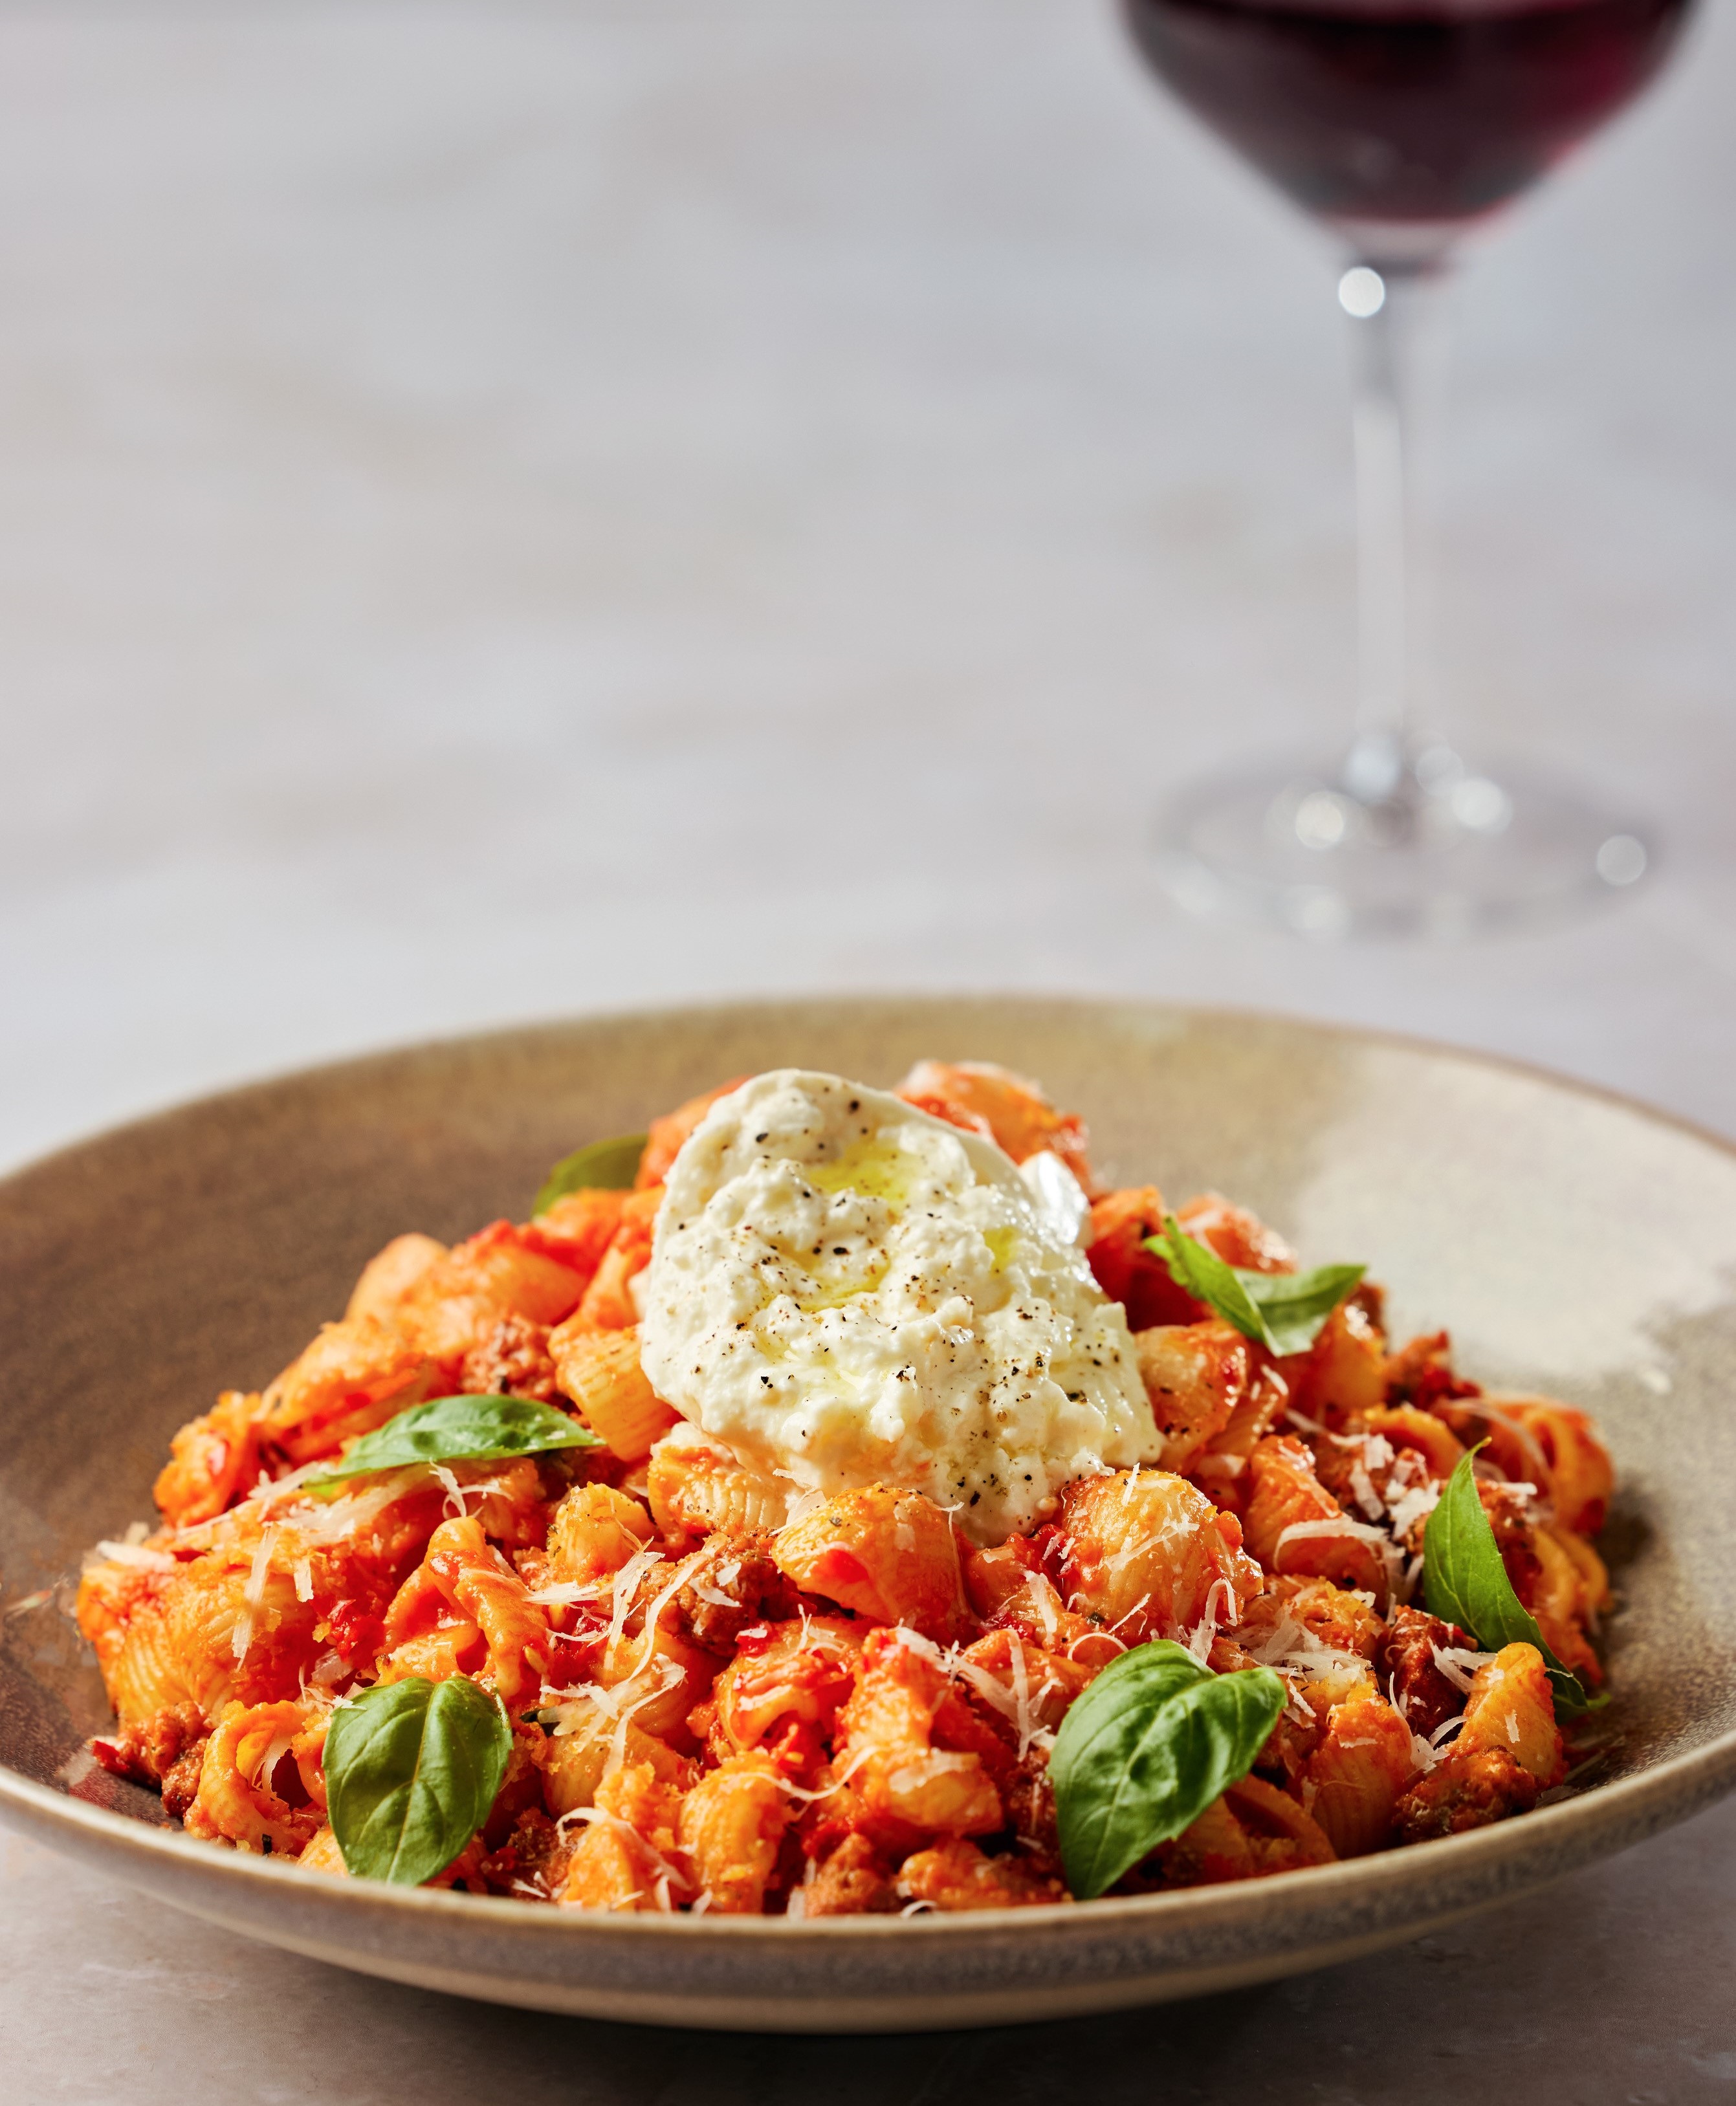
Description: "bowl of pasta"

(1, 996), (1733, 2033)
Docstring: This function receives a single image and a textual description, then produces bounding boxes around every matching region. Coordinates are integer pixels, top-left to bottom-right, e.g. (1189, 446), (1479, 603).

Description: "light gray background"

(1, 1), (1731, 2098)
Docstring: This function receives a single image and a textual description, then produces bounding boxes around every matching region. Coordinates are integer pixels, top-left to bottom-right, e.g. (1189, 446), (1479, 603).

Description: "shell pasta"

(76, 1060), (1613, 1913)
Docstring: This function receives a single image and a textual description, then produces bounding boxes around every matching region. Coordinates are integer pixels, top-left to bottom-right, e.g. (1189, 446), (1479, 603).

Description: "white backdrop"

(1, 0), (1730, 1176)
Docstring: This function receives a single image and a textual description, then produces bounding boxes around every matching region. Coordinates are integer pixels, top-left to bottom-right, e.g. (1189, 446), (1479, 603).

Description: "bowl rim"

(4, 991), (1735, 1944)
(5, 1726), (1736, 1944)
(5, 989), (1733, 1185)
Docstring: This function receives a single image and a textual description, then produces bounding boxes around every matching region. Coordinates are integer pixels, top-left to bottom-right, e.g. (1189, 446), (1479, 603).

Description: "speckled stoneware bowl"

(3, 998), (1734, 2032)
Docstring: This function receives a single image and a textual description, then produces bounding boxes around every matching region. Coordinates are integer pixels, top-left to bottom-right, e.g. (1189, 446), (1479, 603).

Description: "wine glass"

(1123, 0), (1697, 936)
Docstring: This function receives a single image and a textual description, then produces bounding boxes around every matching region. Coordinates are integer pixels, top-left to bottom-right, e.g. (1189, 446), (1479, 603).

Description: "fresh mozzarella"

(637, 1069), (1159, 1544)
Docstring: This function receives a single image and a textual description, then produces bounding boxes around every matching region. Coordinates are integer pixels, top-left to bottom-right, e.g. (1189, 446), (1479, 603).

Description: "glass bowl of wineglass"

(1123, 0), (1697, 936)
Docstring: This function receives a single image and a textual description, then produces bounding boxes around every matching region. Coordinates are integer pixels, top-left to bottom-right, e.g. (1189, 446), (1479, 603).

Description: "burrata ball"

(636, 1068), (1160, 1544)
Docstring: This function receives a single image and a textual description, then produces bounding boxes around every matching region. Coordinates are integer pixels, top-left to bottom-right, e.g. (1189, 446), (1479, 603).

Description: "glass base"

(1156, 745), (1651, 939)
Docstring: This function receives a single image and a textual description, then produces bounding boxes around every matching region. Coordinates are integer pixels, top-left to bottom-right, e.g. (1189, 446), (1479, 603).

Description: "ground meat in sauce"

(458, 1315), (561, 1403)
(803, 1833), (901, 1916)
(1477, 1480), (1546, 1607)
(478, 1806), (578, 1901)
(673, 1536), (796, 1652)
(1378, 1604), (1475, 1740)
(159, 1737), (211, 1820)
(1001, 1751), (1064, 1879)
(1383, 1330), (1482, 1413)
(91, 1699), (206, 1786)
(1394, 1747), (1540, 1842)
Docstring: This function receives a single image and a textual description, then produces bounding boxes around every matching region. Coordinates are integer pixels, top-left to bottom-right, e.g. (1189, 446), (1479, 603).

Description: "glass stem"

(1339, 261), (1446, 815)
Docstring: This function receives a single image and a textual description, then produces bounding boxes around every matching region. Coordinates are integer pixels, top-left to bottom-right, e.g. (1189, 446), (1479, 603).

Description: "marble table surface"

(1, 2), (1731, 2096)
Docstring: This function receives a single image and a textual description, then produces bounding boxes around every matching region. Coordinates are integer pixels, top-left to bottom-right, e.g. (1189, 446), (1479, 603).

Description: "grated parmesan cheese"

(619, 1550), (709, 1678)
(1184, 1576), (1235, 1665)
(1431, 1643), (1498, 1694)
(91, 1540), (177, 1573)
(602, 1546), (665, 1671)
(1348, 1463), (1384, 1522)
(885, 1624), (1057, 1759)
(1240, 1611), (1371, 1714)
(540, 1658), (687, 1781)
(231, 1526), (278, 1663)
(431, 1463), (468, 1519)
(1385, 1480), (1441, 1540)
(1273, 1513), (1405, 1597)
(527, 1578), (610, 1608)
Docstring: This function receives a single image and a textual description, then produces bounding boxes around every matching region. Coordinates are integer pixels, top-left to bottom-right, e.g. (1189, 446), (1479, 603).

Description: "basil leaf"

(1423, 1449), (1599, 1718)
(308, 1394), (595, 1485)
(1237, 1262), (1368, 1357)
(1144, 1216), (1364, 1357)
(1145, 1218), (1270, 1345)
(325, 1674), (512, 1885)
(533, 1132), (646, 1216)
(1050, 1640), (1286, 1900)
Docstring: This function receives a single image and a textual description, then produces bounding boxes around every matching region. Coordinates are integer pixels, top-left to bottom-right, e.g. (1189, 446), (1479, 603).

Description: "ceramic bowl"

(2, 997), (1733, 2033)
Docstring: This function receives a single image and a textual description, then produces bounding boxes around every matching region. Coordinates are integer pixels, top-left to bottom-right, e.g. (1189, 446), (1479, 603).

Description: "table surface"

(2, 2), (1731, 2096)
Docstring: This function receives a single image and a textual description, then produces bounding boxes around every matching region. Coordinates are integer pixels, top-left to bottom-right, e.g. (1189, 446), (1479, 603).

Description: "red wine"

(1124, 0), (1693, 234)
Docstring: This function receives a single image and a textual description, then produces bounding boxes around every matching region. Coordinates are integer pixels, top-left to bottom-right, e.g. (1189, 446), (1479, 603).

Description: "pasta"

(75, 1060), (1615, 1913)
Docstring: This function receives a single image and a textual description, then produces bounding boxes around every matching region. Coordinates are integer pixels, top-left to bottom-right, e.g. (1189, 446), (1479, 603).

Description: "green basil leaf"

(1423, 1449), (1599, 1718)
(325, 1674), (512, 1885)
(1145, 1218), (1271, 1346)
(1050, 1640), (1286, 1900)
(1236, 1262), (1369, 1357)
(1144, 1216), (1364, 1357)
(307, 1394), (595, 1485)
(533, 1132), (646, 1216)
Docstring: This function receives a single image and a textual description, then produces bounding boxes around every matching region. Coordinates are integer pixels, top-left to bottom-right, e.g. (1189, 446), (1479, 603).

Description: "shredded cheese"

(622, 1550), (709, 1678)
(1431, 1643), (1498, 1694)
(250, 1727), (298, 1790)
(231, 1526), (278, 1663)
(1348, 1463), (1384, 1522)
(539, 1660), (687, 1781)
(527, 1578), (611, 1608)
(1386, 1480), (1441, 1540)
(602, 1546), (665, 1671)
(1273, 1514), (1405, 1597)
(1240, 1611), (1370, 1715)
(884, 1625), (1057, 1759)
(1104, 1592), (1154, 1638)
(431, 1463), (468, 1519)
(1023, 1578), (1061, 1647)
(1184, 1576), (1235, 1665)
(769, 1748), (874, 1804)
(91, 1540), (177, 1573)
